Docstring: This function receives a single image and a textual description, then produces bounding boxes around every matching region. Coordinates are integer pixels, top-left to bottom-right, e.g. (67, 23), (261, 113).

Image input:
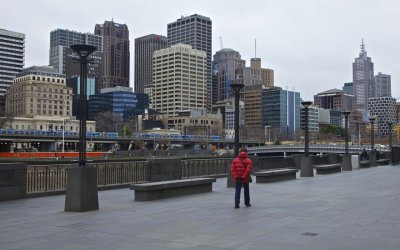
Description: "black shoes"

(235, 204), (251, 208)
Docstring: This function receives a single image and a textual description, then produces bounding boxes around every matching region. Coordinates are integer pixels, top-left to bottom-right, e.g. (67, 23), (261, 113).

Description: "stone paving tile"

(1, 165), (400, 250)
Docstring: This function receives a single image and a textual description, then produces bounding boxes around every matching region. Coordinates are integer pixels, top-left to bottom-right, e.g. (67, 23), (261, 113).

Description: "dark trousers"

(235, 181), (250, 206)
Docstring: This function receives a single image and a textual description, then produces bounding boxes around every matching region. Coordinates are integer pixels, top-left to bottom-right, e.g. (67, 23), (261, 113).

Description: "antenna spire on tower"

(255, 39), (257, 58)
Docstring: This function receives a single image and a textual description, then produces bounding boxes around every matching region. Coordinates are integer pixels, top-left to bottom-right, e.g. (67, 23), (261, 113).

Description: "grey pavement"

(1, 165), (400, 250)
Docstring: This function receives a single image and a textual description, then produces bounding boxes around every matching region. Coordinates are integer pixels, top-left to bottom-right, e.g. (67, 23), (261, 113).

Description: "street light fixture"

(301, 101), (312, 156)
(386, 121), (394, 165)
(369, 116), (376, 152)
(65, 44), (98, 212)
(342, 111), (351, 155)
(300, 101), (313, 177)
(70, 44), (96, 166)
(230, 82), (244, 156)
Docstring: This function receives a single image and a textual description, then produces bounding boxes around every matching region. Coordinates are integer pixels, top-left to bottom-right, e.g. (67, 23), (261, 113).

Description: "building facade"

(212, 48), (246, 103)
(373, 72), (391, 97)
(94, 20), (130, 89)
(342, 82), (353, 95)
(368, 96), (397, 136)
(352, 40), (374, 115)
(261, 87), (301, 140)
(152, 44), (206, 117)
(0, 29), (25, 96)
(49, 29), (102, 82)
(88, 86), (149, 121)
(5, 66), (73, 118)
(134, 34), (167, 93)
(167, 14), (212, 108)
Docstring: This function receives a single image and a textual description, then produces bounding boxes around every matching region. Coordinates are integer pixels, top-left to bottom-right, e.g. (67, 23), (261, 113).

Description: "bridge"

(248, 144), (390, 155)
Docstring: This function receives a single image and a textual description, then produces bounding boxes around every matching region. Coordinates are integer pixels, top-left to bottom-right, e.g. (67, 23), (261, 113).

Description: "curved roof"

(318, 88), (344, 95)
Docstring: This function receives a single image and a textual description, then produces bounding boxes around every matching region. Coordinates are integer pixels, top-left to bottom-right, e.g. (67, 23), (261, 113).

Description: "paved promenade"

(1, 165), (400, 250)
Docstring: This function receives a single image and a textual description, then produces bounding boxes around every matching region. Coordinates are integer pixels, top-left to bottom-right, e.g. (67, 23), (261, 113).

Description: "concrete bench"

(313, 164), (341, 174)
(360, 160), (371, 168)
(253, 168), (297, 183)
(377, 159), (390, 166)
(129, 178), (214, 201)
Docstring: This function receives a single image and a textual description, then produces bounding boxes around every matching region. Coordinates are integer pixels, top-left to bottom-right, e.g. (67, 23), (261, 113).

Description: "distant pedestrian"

(128, 141), (133, 157)
(361, 148), (368, 160)
(231, 147), (252, 208)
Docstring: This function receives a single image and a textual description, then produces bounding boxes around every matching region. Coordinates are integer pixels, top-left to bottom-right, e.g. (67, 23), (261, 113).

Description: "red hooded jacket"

(231, 151), (252, 183)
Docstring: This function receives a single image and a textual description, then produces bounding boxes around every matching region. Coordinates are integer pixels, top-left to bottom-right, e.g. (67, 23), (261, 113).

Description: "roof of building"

(318, 88), (344, 95)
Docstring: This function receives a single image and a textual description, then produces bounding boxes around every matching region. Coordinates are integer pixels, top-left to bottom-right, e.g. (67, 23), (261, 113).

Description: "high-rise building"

(5, 66), (72, 118)
(0, 29), (25, 96)
(372, 72), (391, 97)
(88, 86), (149, 121)
(134, 34), (167, 94)
(368, 96), (397, 136)
(314, 88), (363, 140)
(95, 20), (130, 89)
(167, 14), (212, 108)
(342, 82), (353, 95)
(49, 29), (102, 78)
(152, 44), (206, 117)
(261, 87), (301, 140)
(352, 40), (374, 114)
(212, 48), (246, 103)
(250, 58), (274, 87)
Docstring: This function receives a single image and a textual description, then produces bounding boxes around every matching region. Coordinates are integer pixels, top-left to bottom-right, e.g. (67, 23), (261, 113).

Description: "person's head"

(240, 147), (248, 153)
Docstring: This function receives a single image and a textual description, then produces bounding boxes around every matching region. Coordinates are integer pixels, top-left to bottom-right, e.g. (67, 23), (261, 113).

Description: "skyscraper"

(49, 29), (102, 78)
(261, 86), (301, 140)
(152, 44), (206, 117)
(167, 14), (212, 108)
(352, 40), (374, 115)
(212, 48), (246, 103)
(0, 29), (25, 96)
(95, 20), (130, 89)
(134, 34), (167, 93)
(373, 72), (391, 97)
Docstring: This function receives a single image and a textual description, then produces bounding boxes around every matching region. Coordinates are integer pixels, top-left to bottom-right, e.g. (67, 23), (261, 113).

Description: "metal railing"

(181, 157), (232, 179)
(256, 156), (295, 171)
(27, 161), (148, 194)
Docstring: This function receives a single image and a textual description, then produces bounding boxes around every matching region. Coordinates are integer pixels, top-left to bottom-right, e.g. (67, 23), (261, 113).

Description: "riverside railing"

(256, 156), (295, 171)
(27, 161), (148, 194)
(181, 157), (232, 179)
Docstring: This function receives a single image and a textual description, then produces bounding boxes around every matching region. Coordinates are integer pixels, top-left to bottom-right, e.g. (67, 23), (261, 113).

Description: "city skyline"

(1, 0), (399, 101)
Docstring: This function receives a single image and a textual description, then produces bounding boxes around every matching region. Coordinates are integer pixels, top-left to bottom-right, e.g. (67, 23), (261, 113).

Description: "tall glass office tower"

(167, 14), (212, 109)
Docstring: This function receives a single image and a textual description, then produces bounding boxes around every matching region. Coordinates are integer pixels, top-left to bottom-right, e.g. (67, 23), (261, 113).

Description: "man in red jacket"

(231, 147), (252, 208)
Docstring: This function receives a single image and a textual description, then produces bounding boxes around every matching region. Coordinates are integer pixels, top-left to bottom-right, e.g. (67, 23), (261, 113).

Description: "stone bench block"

(313, 164), (341, 175)
(360, 160), (371, 168)
(377, 159), (390, 166)
(130, 178), (214, 201)
(254, 168), (297, 183)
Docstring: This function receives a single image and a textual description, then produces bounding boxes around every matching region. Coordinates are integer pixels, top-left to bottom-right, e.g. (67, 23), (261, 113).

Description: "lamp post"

(230, 82), (244, 156)
(70, 44), (96, 166)
(300, 101), (313, 177)
(342, 111), (352, 171)
(301, 101), (312, 156)
(227, 82), (244, 188)
(387, 121), (393, 165)
(369, 116), (376, 152)
(342, 111), (351, 155)
(369, 116), (377, 167)
(65, 44), (98, 212)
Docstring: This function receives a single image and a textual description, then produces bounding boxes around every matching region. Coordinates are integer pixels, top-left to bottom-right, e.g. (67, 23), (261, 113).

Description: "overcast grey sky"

(1, 0), (399, 101)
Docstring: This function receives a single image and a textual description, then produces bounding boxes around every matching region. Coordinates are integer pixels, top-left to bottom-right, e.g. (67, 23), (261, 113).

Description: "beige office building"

(4, 66), (96, 133)
(153, 44), (206, 117)
(6, 66), (73, 118)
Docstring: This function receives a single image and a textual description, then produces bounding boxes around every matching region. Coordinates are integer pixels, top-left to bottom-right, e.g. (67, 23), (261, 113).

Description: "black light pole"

(301, 101), (312, 156)
(70, 45), (96, 167)
(369, 116), (376, 152)
(387, 121), (394, 164)
(230, 83), (244, 156)
(65, 44), (98, 212)
(343, 111), (351, 155)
